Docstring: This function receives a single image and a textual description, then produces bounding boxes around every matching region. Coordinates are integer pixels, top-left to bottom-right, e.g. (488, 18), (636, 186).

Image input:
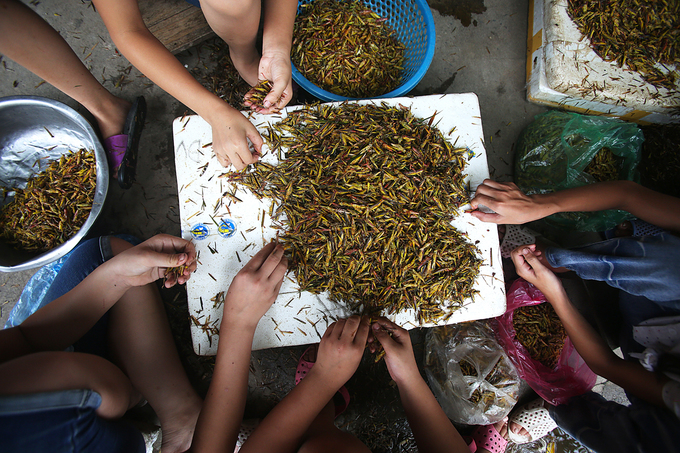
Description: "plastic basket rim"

(291, 0), (436, 102)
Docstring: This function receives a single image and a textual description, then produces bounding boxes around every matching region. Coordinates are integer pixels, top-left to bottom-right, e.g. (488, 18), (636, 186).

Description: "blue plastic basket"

(292, 0), (436, 101)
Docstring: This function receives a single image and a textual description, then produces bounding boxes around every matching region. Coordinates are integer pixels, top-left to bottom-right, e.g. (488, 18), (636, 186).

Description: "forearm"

(239, 372), (337, 453)
(9, 261), (130, 357)
(396, 375), (468, 453)
(262, 0), (297, 55)
(191, 322), (256, 453)
(536, 181), (680, 231)
(547, 289), (666, 406)
(93, 0), (237, 124)
(109, 29), (233, 122)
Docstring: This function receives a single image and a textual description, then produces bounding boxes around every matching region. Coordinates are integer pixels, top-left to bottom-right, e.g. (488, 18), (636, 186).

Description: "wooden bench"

(139, 0), (215, 54)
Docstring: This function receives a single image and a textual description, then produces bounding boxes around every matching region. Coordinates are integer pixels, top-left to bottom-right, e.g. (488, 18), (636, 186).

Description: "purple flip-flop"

(103, 96), (146, 189)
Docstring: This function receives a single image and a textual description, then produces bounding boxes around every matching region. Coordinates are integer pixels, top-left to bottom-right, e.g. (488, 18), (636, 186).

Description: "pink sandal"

(469, 422), (508, 453)
(296, 345), (350, 417)
(103, 96), (146, 189)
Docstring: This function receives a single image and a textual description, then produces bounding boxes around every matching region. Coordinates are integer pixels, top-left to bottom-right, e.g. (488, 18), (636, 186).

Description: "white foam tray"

(173, 93), (506, 355)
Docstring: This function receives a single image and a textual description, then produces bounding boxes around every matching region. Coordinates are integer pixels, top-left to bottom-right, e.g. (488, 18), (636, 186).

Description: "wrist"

(395, 371), (429, 397)
(530, 193), (560, 219)
(544, 285), (569, 306)
(220, 313), (259, 335)
(262, 47), (291, 59)
(392, 367), (425, 389)
(99, 258), (135, 294)
(306, 364), (346, 395)
(199, 97), (239, 125)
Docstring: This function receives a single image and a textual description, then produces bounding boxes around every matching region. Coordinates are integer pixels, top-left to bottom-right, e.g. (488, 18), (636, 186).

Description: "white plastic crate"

(526, 0), (679, 124)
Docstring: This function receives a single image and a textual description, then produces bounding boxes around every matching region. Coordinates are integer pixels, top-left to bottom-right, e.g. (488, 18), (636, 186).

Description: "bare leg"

(199, 0), (261, 86)
(0, 0), (130, 139)
(106, 239), (202, 453)
(0, 351), (141, 419)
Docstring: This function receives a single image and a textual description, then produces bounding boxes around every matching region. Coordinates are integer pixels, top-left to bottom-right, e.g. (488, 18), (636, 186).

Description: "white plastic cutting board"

(173, 93), (505, 355)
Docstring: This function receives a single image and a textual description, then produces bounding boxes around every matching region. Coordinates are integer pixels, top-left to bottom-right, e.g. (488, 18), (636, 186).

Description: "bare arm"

(91, 0), (263, 169)
(239, 316), (370, 453)
(191, 243), (287, 453)
(511, 245), (668, 407)
(370, 318), (469, 453)
(0, 235), (195, 364)
(470, 179), (680, 233)
(252, 0), (297, 112)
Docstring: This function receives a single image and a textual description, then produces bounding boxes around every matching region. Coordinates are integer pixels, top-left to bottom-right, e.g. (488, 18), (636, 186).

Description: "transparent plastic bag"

(424, 321), (521, 425)
(514, 111), (644, 232)
(495, 279), (597, 406)
(5, 253), (72, 328)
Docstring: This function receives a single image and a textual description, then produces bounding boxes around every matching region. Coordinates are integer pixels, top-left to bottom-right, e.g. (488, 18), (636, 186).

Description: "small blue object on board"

(292, 0), (436, 101)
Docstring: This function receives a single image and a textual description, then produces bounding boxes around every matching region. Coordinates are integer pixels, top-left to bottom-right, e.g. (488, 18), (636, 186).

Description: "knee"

(0, 352), (138, 419)
(109, 237), (135, 256)
(201, 0), (258, 21)
(64, 353), (139, 419)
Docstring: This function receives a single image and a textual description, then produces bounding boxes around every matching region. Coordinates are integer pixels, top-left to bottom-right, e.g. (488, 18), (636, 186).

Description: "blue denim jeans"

(544, 233), (680, 452)
(1, 236), (145, 453)
(545, 233), (680, 304)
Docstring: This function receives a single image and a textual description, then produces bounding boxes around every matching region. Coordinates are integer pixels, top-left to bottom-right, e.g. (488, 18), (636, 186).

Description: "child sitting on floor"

(0, 234), (202, 453)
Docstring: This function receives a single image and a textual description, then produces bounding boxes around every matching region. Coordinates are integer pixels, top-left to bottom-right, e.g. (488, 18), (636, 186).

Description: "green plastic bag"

(514, 111), (644, 232)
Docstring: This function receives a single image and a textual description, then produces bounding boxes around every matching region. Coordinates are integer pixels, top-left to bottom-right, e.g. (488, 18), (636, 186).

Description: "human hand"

(469, 180), (546, 224)
(223, 242), (288, 330)
(312, 316), (370, 390)
(209, 106), (264, 170)
(510, 245), (565, 301)
(107, 234), (197, 288)
(245, 51), (293, 114)
(368, 318), (421, 386)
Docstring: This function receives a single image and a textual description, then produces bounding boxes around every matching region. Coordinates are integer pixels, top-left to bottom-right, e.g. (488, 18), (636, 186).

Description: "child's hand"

(369, 318), (421, 387)
(470, 179), (546, 224)
(510, 245), (564, 301)
(251, 50), (293, 114)
(208, 106), (264, 170)
(223, 243), (288, 330)
(312, 316), (370, 391)
(107, 234), (197, 288)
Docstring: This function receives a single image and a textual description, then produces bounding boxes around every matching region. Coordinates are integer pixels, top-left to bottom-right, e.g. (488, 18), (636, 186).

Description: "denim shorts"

(0, 236), (145, 453)
(0, 390), (145, 453)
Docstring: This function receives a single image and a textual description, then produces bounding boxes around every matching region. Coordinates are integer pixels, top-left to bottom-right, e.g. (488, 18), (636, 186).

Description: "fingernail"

(264, 100), (272, 108)
(373, 324), (380, 330)
(522, 248), (529, 255)
(179, 253), (187, 261)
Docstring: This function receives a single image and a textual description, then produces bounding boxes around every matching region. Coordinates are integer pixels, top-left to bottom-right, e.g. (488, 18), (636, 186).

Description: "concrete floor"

(0, 0), (627, 451)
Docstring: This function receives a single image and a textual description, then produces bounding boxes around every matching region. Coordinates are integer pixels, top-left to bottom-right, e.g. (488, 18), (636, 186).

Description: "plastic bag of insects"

(495, 278), (597, 406)
(424, 321), (521, 425)
(514, 111), (644, 232)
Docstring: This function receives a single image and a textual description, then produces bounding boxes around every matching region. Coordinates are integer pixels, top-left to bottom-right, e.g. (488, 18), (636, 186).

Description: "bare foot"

(229, 47), (260, 87)
(476, 419), (529, 453)
(507, 420), (530, 443)
(159, 397), (202, 453)
(534, 239), (569, 273)
(611, 221), (634, 238)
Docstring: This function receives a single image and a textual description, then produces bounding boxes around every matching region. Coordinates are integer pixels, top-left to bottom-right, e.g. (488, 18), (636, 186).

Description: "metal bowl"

(0, 96), (108, 272)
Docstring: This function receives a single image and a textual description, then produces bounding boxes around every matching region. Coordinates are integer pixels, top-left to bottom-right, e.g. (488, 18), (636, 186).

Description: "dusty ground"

(0, 0), (636, 451)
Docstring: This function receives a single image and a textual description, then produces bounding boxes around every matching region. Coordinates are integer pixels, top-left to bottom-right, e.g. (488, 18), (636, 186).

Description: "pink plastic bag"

(495, 278), (597, 405)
